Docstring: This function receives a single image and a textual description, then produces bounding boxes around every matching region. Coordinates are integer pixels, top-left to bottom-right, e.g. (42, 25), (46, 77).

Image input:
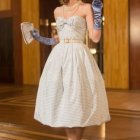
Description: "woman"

(32, 0), (111, 139)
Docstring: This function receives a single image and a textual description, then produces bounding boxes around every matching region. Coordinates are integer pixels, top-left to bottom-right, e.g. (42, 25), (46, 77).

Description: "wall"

(20, 0), (133, 89)
(0, 0), (11, 11)
(15, 0), (130, 87)
(21, 0), (40, 85)
(130, 0), (140, 89)
(103, 0), (129, 89)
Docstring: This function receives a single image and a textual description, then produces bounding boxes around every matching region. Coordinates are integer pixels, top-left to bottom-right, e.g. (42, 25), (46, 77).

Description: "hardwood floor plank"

(0, 132), (35, 140)
(0, 123), (67, 140)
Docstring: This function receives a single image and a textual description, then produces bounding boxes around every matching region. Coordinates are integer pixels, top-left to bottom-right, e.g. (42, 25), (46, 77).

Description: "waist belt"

(60, 39), (84, 43)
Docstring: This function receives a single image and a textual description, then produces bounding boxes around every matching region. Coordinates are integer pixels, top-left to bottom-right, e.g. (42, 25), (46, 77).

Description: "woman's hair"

(59, 0), (69, 4)
(59, 0), (86, 5)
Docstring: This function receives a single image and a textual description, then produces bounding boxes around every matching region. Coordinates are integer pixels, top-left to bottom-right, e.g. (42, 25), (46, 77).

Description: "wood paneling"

(130, 0), (140, 89)
(0, 11), (12, 18)
(0, 0), (11, 11)
(103, 0), (129, 89)
(12, 0), (23, 85)
(21, 0), (40, 85)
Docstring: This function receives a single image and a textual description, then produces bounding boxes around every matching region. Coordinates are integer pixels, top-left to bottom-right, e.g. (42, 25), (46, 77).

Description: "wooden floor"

(0, 85), (140, 140)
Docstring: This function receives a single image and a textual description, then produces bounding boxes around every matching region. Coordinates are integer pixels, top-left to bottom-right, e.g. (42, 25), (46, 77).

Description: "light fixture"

(90, 48), (97, 54)
(51, 22), (56, 27)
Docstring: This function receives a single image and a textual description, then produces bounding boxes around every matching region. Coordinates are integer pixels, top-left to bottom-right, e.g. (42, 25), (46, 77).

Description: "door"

(0, 17), (14, 83)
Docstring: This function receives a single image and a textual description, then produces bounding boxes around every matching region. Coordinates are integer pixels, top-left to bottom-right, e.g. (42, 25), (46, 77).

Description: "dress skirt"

(34, 42), (111, 128)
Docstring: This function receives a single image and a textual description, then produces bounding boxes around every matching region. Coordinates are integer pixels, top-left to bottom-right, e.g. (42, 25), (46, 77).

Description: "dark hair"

(59, 0), (86, 5)
(59, 0), (69, 5)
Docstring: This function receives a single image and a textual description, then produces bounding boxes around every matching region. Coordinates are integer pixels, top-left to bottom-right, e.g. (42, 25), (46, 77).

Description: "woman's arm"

(85, 1), (103, 43)
(92, 0), (103, 30)
(31, 29), (58, 46)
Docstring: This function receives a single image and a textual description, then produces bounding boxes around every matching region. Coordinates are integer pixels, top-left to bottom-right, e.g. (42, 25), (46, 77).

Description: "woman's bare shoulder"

(79, 2), (92, 14)
(80, 2), (91, 8)
(82, 3), (92, 10)
(79, 2), (92, 16)
(54, 6), (63, 17)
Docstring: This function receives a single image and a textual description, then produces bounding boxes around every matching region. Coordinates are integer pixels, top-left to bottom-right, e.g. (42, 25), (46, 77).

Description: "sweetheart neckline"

(55, 15), (86, 21)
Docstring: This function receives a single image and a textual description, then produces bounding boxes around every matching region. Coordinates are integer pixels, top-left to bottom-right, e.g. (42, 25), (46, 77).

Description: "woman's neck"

(67, 0), (80, 6)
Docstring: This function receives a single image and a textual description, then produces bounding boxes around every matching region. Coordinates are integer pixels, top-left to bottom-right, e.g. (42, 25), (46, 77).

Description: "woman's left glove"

(92, 0), (103, 30)
(31, 29), (58, 46)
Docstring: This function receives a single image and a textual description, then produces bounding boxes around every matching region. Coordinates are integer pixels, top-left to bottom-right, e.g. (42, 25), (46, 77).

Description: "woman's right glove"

(92, 0), (103, 30)
(31, 29), (58, 46)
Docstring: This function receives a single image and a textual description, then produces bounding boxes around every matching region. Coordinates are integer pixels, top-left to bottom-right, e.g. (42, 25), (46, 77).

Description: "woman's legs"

(65, 127), (86, 140)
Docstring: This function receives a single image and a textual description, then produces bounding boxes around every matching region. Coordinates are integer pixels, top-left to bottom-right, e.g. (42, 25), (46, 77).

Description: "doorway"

(0, 0), (22, 84)
(0, 18), (14, 83)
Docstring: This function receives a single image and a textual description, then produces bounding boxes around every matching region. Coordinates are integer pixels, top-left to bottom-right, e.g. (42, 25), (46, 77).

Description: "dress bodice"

(56, 16), (87, 41)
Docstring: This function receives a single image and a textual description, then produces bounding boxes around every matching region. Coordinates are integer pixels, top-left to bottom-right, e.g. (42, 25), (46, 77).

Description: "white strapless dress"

(34, 16), (111, 128)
